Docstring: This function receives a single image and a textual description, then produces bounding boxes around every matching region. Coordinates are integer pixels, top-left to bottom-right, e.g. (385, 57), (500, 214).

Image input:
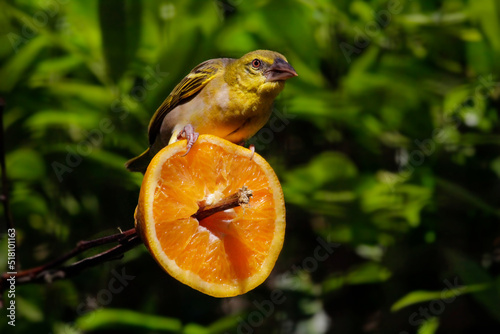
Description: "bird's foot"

(238, 141), (255, 160)
(178, 124), (199, 156)
(248, 144), (255, 160)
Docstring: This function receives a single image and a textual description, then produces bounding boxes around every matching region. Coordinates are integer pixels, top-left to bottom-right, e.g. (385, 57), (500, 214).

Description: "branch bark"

(0, 186), (253, 308)
(193, 186), (253, 221)
(13, 228), (138, 281)
(0, 228), (141, 308)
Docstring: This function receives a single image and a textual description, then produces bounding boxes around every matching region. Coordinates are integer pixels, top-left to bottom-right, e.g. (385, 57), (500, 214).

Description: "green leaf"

(345, 262), (391, 285)
(469, 0), (500, 62)
(391, 290), (449, 312)
(45, 82), (114, 108)
(6, 149), (46, 181)
(448, 251), (500, 321)
(183, 323), (210, 334)
(53, 322), (82, 334)
(284, 152), (357, 195)
(350, 1), (374, 23)
(417, 317), (439, 334)
(26, 109), (100, 135)
(391, 277), (485, 312)
(491, 156), (500, 178)
(0, 35), (49, 92)
(30, 55), (84, 86)
(360, 183), (432, 228)
(282, 152), (358, 217)
(99, 0), (142, 82)
(76, 308), (182, 331)
(17, 296), (43, 322)
(206, 314), (241, 333)
(323, 262), (391, 294)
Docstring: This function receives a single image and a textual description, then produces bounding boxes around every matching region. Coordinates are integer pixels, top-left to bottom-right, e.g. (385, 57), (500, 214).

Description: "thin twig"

(0, 228), (140, 302)
(15, 233), (142, 285)
(13, 228), (137, 279)
(193, 186), (253, 221)
(0, 185), (254, 308)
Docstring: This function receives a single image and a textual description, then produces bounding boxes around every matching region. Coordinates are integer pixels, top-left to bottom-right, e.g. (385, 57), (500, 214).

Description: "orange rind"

(135, 135), (285, 297)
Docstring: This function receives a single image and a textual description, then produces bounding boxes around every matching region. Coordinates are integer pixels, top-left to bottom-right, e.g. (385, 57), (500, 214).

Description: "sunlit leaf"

(469, 0), (500, 61)
(76, 308), (182, 331)
(417, 317), (439, 334)
(53, 322), (82, 334)
(17, 296), (43, 322)
(183, 323), (210, 334)
(0, 35), (49, 92)
(6, 149), (45, 181)
(323, 262), (391, 293)
(391, 287), (472, 312)
(26, 109), (100, 135)
(283, 152), (357, 208)
(448, 251), (500, 321)
(206, 314), (241, 333)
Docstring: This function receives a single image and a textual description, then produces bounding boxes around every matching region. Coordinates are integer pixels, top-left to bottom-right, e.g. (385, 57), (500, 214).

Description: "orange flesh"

(151, 142), (277, 284)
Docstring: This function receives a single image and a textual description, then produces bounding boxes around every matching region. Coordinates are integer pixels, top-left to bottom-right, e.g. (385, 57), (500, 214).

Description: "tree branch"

(0, 186), (253, 308)
(13, 228), (138, 280)
(16, 232), (142, 285)
(0, 228), (141, 308)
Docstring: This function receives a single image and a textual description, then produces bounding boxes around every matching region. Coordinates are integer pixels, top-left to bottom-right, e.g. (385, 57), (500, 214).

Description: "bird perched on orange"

(126, 50), (297, 173)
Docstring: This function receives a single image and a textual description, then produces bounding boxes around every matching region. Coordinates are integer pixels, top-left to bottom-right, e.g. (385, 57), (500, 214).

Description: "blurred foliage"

(1, 0), (500, 333)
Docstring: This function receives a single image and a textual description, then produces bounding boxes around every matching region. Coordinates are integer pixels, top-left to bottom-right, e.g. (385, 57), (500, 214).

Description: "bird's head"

(226, 50), (298, 96)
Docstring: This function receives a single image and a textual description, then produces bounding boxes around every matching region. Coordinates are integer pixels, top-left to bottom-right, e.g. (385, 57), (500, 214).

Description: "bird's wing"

(147, 59), (223, 145)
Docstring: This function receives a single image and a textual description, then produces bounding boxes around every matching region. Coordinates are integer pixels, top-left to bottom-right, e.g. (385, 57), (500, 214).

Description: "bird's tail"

(125, 148), (152, 174)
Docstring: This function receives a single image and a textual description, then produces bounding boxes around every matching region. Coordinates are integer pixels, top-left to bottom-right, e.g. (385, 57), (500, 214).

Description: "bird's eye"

(251, 59), (262, 69)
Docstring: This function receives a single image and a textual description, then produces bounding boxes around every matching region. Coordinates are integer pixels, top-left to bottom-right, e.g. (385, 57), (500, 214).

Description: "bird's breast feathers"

(201, 79), (273, 141)
(160, 69), (275, 144)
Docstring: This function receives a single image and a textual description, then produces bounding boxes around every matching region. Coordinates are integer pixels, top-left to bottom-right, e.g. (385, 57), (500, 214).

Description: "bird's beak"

(264, 58), (298, 82)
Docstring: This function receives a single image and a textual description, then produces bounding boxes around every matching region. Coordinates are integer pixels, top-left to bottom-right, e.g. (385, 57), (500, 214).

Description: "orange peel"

(135, 135), (285, 297)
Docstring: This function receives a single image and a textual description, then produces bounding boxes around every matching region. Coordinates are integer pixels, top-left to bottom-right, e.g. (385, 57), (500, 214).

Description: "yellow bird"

(125, 50), (298, 173)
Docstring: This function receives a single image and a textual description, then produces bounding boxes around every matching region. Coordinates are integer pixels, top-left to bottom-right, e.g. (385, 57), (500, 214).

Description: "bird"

(125, 49), (298, 173)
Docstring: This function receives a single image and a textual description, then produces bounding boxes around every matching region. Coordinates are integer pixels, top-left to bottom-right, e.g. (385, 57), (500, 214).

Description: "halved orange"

(135, 135), (286, 297)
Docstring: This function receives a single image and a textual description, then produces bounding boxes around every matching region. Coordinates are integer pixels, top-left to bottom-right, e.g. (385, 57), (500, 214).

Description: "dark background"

(1, 0), (500, 333)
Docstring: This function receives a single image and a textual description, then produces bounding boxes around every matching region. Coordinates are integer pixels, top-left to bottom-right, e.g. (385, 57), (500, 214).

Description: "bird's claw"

(249, 144), (255, 160)
(238, 141), (255, 160)
(178, 124), (199, 157)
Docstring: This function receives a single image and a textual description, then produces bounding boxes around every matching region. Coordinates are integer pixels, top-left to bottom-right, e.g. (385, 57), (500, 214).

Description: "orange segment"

(135, 135), (285, 297)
